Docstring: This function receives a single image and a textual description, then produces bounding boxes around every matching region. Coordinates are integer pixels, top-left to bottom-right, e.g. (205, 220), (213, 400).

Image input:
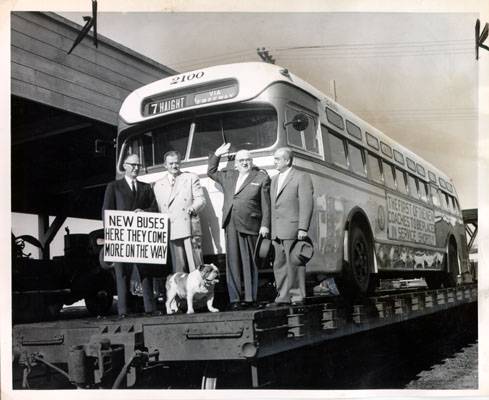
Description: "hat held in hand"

(289, 237), (314, 266)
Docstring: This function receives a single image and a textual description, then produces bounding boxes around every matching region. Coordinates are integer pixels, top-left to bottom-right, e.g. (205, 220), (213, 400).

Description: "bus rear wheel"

(342, 225), (375, 297)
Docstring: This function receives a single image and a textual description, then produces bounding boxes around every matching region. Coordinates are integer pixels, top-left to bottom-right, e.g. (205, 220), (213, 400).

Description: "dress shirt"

(235, 173), (249, 193)
(124, 176), (137, 192)
(276, 167), (292, 195)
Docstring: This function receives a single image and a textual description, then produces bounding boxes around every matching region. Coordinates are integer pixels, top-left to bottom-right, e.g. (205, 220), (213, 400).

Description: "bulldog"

(165, 263), (220, 314)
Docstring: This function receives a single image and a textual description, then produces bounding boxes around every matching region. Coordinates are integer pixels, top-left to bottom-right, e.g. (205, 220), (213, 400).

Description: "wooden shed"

(11, 11), (176, 254)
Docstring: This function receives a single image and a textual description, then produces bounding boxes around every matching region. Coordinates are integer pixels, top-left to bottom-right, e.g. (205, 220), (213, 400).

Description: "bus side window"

(453, 197), (461, 214)
(367, 153), (383, 183)
(285, 107), (319, 154)
(407, 174), (418, 199)
(395, 168), (408, 194)
(303, 117), (319, 153)
(439, 190), (449, 210)
(431, 185), (441, 207)
(328, 131), (348, 168)
(418, 181), (429, 203)
(382, 161), (396, 189)
(445, 194), (457, 213)
(348, 142), (366, 176)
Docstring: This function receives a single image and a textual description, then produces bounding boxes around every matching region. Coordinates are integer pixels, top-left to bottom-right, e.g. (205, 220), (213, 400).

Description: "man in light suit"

(102, 154), (157, 318)
(269, 147), (314, 306)
(208, 143), (271, 310)
(153, 151), (206, 273)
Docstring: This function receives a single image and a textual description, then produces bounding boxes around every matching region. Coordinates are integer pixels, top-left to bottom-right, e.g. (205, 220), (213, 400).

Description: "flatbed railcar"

(13, 283), (477, 389)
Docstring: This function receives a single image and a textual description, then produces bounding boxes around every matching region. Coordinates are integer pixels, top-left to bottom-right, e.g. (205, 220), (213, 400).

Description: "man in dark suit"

(102, 153), (157, 317)
(208, 143), (271, 309)
(269, 147), (314, 306)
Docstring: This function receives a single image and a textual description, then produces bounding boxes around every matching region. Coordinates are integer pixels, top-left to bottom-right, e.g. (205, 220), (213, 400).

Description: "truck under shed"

(11, 12), (176, 256)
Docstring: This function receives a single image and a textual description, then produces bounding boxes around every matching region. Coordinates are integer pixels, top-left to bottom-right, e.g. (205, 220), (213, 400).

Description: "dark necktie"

(131, 180), (136, 193)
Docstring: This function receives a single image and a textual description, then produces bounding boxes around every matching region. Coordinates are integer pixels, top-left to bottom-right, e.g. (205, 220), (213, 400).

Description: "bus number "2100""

(170, 71), (205, 85)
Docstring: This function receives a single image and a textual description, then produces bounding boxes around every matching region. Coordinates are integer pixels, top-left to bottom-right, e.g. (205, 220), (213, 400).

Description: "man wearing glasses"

(102, 153), (157, 318)
(208, 143), (271, 310)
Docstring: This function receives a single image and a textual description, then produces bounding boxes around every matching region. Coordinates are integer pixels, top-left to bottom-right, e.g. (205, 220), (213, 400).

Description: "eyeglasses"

(237, 158), (251, 163)
(124, 163), (141, 169)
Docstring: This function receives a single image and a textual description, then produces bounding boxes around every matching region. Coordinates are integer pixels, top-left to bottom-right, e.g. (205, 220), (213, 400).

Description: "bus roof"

(118, 62), (455, 192)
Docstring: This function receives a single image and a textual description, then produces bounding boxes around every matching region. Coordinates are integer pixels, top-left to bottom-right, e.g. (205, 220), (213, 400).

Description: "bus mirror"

(284, 113), (309, 131)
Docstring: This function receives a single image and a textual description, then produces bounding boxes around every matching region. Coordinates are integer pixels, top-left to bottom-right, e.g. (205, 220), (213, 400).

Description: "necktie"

(170, 175), (175, 187)
(131, 180), (136, 193)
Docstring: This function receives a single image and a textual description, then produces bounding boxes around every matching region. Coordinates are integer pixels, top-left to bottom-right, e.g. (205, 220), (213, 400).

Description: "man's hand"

(259, 226), (269, 237)
(186, 207), (196, 216)
(297, 229), (308, 240)
(215, 142), (231, 157)
(134, 208), (143, 213)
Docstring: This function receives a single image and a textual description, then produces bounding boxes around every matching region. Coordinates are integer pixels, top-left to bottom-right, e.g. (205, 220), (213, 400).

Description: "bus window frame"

(326, 128), (349, 169)
(395, 167), (408, 195)
(393, 149), (405, 165)
(407, 173), (419, 199)
(118, 102), (282, 172)
(285, 103), (321, 157)
(347, 140), (367, 177)
(366, 151), (383, 184)
(430, 184), (441, 208)
(382, 160), (397, 190)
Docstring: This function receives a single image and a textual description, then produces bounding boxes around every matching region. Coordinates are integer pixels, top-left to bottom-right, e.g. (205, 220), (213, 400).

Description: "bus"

(116, 62), (470, 297)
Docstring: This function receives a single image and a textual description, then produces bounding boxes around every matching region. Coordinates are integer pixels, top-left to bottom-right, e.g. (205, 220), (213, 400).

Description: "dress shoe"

(243, 301), (259, 309)
(229, 302), (242, 311)
(265, 302), (288, 309)
(145, 310), (163, 316)
(118, 313), (127, 320)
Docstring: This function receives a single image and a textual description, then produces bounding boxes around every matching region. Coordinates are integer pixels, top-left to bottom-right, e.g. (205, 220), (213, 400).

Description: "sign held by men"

(104, 210), (168, 264)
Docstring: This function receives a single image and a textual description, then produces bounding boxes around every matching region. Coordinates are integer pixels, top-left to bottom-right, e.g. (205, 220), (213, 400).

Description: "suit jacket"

(207, 153), (271, 235)
(153, 171), (206, 240)
(102, 178), (156, 218)
(270, 168), (314, 240)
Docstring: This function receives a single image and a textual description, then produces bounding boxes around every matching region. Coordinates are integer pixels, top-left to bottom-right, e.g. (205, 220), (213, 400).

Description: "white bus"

(117, 62), (469, 297)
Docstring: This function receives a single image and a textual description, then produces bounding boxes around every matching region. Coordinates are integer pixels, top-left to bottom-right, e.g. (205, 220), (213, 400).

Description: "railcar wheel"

(342, 225), (375, 297)
(201, 375), (217, 390)
(201, 362), (218, 389)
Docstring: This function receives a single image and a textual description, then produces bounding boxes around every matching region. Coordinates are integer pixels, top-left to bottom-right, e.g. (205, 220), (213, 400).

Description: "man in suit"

(269, 147), (314, 306)
(102, 153), (157, 318)
(153, 151), (206, 273)
(208, 143), (271, 310)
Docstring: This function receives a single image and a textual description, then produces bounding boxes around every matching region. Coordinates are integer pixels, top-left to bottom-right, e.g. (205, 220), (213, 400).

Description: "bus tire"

(443, 238), (459, 287)
(342, 225), (375, 297)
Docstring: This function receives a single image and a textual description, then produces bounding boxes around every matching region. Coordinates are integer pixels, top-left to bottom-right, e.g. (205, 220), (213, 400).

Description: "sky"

(55, 11), (479, 210)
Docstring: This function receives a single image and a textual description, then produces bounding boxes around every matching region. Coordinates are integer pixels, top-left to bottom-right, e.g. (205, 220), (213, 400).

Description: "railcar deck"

(12, 283), (477, 388)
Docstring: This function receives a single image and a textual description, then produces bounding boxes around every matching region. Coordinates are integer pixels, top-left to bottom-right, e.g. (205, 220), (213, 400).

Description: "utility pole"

(257, 47), (275, 64)
(329, 80), (338, 102)
(475, 19), (489, 60)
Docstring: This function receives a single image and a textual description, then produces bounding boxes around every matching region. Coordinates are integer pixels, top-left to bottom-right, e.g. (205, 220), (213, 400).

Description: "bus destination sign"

(143, 83), (238, 117)
(194, 85), (238, 105)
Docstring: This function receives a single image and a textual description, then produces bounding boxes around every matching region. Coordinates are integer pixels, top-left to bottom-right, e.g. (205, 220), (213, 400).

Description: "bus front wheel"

(342, 225), (375, 297)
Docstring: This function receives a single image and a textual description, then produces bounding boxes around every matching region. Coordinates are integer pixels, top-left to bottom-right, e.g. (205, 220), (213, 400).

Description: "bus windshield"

(121, 106), (277, 168)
